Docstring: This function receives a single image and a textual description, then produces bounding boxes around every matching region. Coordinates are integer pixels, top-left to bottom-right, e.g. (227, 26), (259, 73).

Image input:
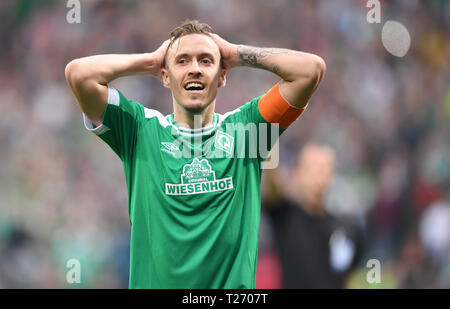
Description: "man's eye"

(178, 59), (186, 64)
(202, 59), (211, 64)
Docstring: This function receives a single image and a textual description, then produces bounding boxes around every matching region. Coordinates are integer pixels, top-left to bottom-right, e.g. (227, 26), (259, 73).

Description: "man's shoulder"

(216, 96), (263, 124)
(216, 107), (242, 125)
(137, 107), (172, 129)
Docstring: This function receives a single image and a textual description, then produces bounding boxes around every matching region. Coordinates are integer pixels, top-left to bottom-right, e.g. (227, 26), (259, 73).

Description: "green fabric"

(90, 88), (284, 288)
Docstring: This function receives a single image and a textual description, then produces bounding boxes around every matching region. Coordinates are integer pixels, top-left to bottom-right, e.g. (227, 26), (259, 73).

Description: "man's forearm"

(65, 40), (169, 125)
(229, 44), (325, 108)
(65, 53), (155, 86)
(235, 45), (322, 83)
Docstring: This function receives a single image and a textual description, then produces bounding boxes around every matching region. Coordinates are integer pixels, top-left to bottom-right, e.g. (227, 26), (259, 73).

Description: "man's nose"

(188, 60), (202, 75)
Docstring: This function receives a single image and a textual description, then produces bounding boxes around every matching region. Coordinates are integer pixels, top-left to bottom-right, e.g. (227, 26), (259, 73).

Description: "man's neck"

(173, 101), (216, 129)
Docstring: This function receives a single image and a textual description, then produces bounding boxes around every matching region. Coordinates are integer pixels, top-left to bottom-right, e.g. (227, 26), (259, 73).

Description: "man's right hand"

(145, 39), (170, 80)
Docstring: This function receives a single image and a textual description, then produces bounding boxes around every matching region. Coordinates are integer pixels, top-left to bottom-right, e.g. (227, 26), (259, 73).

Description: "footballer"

(64, 20), (325, 288)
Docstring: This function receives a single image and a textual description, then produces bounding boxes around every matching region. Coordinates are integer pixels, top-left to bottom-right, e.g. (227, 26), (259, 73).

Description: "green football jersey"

(83, 87), (285, 288)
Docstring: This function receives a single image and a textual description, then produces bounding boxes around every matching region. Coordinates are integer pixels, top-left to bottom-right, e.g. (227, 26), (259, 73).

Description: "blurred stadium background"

(0, 0), (449, 288)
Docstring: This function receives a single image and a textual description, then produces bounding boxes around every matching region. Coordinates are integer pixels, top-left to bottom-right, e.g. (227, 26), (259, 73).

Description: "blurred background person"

(261, 143), (363, 288)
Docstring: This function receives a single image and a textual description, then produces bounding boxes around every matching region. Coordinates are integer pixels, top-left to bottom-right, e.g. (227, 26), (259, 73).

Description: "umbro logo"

(161, 142), (180, 157)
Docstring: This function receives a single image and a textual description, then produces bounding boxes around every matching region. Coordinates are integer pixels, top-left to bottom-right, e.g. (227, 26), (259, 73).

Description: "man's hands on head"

(149, 35), (238, 80)
(210, 34), (240, 70)
(65, 32), (325, 126)
(146, 39), (170, 80)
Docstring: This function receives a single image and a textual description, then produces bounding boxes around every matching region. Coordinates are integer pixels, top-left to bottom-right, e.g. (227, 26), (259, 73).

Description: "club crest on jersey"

(165, 158), (233, 195)
(215, 130), (234, 155)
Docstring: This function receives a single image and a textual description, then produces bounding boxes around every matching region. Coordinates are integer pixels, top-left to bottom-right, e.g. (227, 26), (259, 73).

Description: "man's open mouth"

(184, 82), (205, 93)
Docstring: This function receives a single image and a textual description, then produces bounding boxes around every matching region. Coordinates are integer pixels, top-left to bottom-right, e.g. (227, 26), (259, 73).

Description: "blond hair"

(168, 20), (215, 49)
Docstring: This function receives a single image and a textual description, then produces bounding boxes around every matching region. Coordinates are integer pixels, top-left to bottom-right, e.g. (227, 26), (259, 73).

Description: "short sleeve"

(83, 87), (145, 160)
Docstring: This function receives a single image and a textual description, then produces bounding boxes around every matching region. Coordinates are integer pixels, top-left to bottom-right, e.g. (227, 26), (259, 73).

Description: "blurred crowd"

(0, 0), (449, 288)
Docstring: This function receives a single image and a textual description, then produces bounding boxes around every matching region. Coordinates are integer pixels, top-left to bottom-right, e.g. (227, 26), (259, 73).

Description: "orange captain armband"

(258, 82), (307, 129)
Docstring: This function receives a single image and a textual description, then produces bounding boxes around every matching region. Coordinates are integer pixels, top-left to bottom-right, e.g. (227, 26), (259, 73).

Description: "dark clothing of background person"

(264, 197), (361, 289)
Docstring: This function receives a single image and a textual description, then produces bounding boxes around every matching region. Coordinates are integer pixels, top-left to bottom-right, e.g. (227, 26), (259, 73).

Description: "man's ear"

(218, 69), (227, 88)
(161, 68), (171, 88)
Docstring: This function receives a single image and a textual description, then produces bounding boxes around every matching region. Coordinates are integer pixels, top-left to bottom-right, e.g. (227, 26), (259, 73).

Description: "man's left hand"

(211, 34), (239, 70)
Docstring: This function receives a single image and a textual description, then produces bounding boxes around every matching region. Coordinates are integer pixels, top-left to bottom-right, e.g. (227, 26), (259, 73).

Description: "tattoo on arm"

(237, 46), (304, 74)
